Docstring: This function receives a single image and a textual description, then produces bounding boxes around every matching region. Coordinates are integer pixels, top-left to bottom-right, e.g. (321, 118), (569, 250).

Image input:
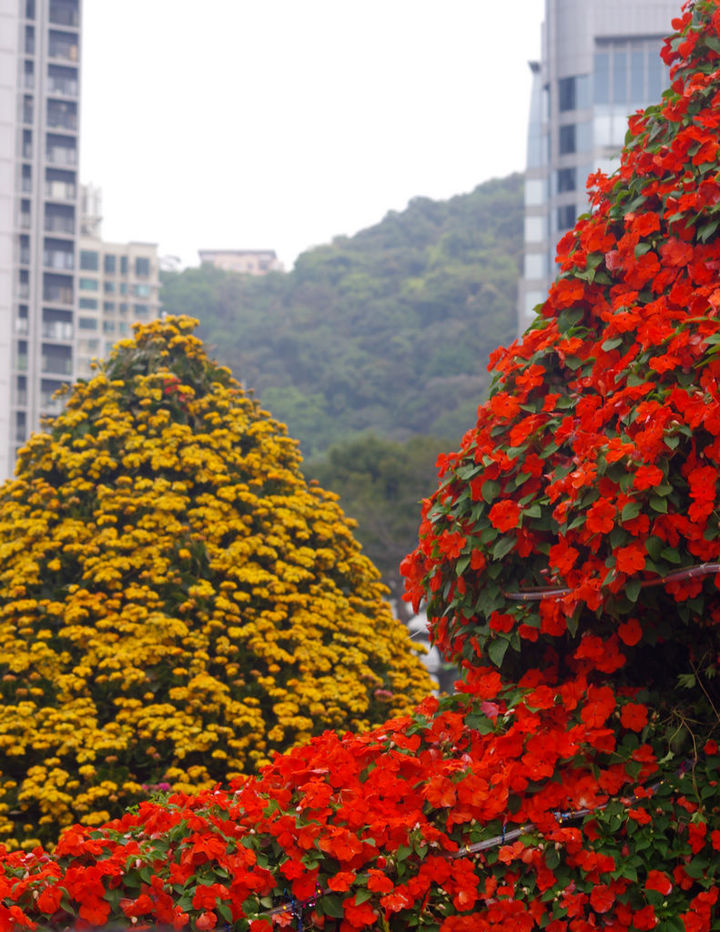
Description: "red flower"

(586, 498), (616, 534)
(618, 617), (642, 645)
(646, 870), (672, 896)
(615, 543), (646, 574)
(621, 702), (648, 731)
(328, 870), (356, 892)
(488, 500), (521, 532)
(590, 884), (615, 913)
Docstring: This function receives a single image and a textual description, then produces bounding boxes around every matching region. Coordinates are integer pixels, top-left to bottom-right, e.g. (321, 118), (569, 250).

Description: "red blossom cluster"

(3, 1), (720, 929)
(0, 678), (718, 930)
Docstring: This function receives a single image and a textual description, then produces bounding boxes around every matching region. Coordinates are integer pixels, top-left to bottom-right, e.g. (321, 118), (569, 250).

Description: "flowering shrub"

(4, 2), (720, 929)
(0, 317), (432, 849)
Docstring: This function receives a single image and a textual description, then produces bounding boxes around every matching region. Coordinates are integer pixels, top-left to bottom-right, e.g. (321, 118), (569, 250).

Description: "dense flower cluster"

(0, 679), (719, 930)
(401, 0), (720, 688)
(3, 2), (720, 929)
(0, 317), (432, 848)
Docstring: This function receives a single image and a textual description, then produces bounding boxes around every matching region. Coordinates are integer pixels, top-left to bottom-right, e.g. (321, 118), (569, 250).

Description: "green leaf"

(487, 637), (509, 668)
(621, 501), (641, 522)
(481, 480), (501, 503)
(602, 336), (623, 351)
(649, 495), (668, 513)
(492, 535), (516, 560)
(320, 895), (345, 919)
(625, 578), (642, 603)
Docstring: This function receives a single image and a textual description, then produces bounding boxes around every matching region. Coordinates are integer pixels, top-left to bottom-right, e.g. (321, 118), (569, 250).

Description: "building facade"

(75, 235), (161, 379)
(198, 249), (283, 275)
(0, 0), (81, 477)
(517, 0), (679, 333)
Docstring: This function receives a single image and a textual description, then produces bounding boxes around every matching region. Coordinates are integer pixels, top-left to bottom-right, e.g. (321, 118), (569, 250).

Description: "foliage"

(7, 4), (720, 930)
(305, 434), (449, 620)
(160, 175), (523, 456)
(0, 317), (432, 850)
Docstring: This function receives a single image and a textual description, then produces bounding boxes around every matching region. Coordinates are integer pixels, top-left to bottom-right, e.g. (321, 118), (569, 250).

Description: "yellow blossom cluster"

(0, 317), (433, 848)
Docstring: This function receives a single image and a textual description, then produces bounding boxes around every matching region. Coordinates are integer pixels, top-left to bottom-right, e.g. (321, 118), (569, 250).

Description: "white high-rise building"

(0, 0), (81, 478)
(518, 0), (679, 333)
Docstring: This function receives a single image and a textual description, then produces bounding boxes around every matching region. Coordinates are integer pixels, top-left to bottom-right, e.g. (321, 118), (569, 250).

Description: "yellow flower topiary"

(0, 316), (433, 848)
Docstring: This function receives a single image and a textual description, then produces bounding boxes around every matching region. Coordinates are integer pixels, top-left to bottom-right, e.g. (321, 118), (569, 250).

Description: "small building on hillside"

(198, 249), (284, 276)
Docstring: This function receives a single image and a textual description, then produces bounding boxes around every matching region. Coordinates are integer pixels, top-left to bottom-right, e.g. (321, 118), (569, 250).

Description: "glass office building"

(517, 0), (679, 333)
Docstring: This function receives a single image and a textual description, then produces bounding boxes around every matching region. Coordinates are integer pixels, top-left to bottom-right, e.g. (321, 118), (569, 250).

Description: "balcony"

(42, 321), (73, 341)
(47, 76), (78, 96)
(43, 249), (74, 270)
(19, 248), (30, 265)
(46, 145), (77, 166)
(48, 39), (78, 63)
(42, 355), (72, 376)
(49, 3), (79, 27)
(18, 212), (31, 229)
(43, 286), (73, 305)
(44, 215), (74, 235)
(46, 113), (77, 133)
(45, 180), (75, 201)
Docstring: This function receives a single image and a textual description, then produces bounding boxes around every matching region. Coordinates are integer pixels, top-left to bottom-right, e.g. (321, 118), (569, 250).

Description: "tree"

(6, 5), (720, 929)
(0, 317), (432, 849)
(305, 434), (450, 622)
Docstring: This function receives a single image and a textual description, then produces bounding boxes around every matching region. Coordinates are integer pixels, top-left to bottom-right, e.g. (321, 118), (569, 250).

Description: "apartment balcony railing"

(49, 7), (79, 27)
(46, 146), (77, 165)
(16, 355), (28, 372)
(42, 357), (72, 375)
(18, 212), (31, 229)
(22, 104), (33, 124)
(48, 41), (78, 62)
(19, 248), (30, 265)
(15, 318), (29, 336)
(43, 250), (74, 270)
(43, 286), (73, 305)
(45, 180), (75, 200)
(47, 77), (78, 96)
(42, 322), (73, 340)
(44, 215), (74, 234)
(46, 114), (77, 132)
(22, 142), (32, 158)
(23, 73), (34, 90)
(17, 284), (30, 300)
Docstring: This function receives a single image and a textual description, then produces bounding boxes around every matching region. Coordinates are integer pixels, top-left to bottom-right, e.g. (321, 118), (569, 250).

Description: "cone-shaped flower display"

(4, 4), (720, 930)
(0, 317), (432, 849)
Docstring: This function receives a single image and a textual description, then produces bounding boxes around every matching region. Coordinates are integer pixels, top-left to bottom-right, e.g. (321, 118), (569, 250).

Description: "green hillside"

(160, 173), (523, 457)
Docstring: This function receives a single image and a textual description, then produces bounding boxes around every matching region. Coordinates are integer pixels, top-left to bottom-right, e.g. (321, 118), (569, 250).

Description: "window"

(104, 280), (115, 293)
(80, 250), (99, 271)
(559, 124), (576, 155)
(102, 320), (115, 334)
(135, 257), (150, 277)
(557, 167), (576, 193)
(104, 253), (116, 275)
(558, 76), (576, 112)
(103, 301), (114, 312)
(133, 304), (149, 319)
(120, 256), (128, 275)
(79, 297), (97, 309)
(133, 283), (150, 298)
(79, 277), (98, 291)
(558, 204), (577, 230)
(78, 316), (98, 330)
(119, 282), (127, 295)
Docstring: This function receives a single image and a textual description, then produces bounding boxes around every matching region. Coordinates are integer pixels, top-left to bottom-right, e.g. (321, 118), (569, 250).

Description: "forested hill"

(160, 173), (523, 456)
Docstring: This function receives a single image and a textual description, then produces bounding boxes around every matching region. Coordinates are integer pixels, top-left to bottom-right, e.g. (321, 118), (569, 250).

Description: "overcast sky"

(79, 1), (545, 269)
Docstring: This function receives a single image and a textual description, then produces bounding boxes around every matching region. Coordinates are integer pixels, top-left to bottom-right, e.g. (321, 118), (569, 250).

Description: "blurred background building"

(0, 0), (81, 476)
(517, 0), (679, 333)
(198, 248), (283, 276)
(76, 183), (160, 379)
